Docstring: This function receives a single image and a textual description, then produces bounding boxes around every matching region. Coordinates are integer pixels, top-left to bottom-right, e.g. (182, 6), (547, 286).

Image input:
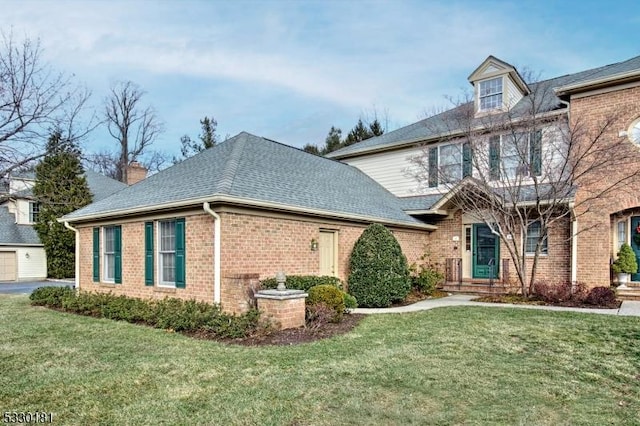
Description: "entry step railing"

(444, 258), (511, 292)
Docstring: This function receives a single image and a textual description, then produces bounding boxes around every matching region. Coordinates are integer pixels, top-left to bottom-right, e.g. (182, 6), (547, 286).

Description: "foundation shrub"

(29, 286), (74, 308)
(260, 275), (343, 292)
(532, 280), (587, 304)
(348, 223), (411, 308)
(343, 293), (358, 311)
(31, 288), (259, 338)
(307, 284), (345, 320)
(305, 303), (336, 330)
(584, 286), (617, 306)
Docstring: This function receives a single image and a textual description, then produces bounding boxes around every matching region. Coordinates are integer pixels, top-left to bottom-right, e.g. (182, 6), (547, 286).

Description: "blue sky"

(2, 0), (638, 159)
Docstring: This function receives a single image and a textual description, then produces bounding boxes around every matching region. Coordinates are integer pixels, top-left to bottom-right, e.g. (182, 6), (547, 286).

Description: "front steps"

(442, 281), (516, 295)
(616, 284), (640, 301)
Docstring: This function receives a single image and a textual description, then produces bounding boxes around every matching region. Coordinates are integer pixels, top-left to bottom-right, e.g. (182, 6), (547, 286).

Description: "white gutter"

(63, 221), (80, 291)
(203, 202), (221, 304)
(60, 194), (436, 231)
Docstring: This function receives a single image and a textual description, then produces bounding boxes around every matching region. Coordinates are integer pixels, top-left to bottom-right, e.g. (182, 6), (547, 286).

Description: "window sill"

(154, 286), (177, 294)
(99, 282), (117, 288)
(525, 253), (548, 257)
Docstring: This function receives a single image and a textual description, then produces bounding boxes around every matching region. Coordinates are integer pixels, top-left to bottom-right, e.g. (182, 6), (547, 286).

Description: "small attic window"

(478, 77), (503, 111)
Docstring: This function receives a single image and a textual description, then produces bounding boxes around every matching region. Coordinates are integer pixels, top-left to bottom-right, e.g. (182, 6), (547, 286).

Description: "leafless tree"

(410, 73), (640, 296)
(0, 31), (94, 177)
(103, 81), (164, 182)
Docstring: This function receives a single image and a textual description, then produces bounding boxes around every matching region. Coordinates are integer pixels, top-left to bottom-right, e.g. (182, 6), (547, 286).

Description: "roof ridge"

(217, 134), (247, 193)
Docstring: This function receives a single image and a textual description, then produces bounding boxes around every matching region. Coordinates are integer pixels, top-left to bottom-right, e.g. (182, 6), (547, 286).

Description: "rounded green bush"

(347, 223), (411, 308)
(29, 286), (75, 307)
(307, 284), (345, 319)
(343, 292), (358, 310)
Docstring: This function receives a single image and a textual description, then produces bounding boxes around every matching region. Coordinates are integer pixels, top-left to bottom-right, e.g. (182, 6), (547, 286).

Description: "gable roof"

(0, 208), (41, 245)
(327, 54), (640, 159)
(11, 169), (127, 202)
(62, 132), (433, 229)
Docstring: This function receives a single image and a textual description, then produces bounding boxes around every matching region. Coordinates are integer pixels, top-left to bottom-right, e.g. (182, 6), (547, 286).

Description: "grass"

(2, 295), (640, 425)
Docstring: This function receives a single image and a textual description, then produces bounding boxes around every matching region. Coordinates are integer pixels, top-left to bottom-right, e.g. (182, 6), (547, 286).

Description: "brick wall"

(78, 214), (215, 303)
(571, 85), (640, 286)
(77, 210), (430, 313)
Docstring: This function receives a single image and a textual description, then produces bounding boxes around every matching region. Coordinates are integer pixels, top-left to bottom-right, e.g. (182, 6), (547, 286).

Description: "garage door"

(0, 252), (16, 281)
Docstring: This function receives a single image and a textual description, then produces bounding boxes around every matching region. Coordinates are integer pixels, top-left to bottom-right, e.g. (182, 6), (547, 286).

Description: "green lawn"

(1, 295), (639, 425)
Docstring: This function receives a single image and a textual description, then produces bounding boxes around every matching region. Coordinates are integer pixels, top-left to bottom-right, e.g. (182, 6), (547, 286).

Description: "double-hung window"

(29, 202), (40, 223)
(489, 131), (542, 180)
(95, 225), (121, 283)
(525, 221), (547, 255)
(479, 77), (503, 111)
(159, 220), (177, 286)
(148, 218), (185, 288)
(428, 143), (472, 187)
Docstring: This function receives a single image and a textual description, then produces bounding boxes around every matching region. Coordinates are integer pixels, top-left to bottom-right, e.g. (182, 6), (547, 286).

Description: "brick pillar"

(254, 289), (307, 330)
(221, 273), (260, 314)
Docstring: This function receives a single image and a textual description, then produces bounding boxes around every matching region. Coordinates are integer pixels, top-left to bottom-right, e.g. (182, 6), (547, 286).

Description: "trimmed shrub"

(260, 275), (343, 292)
(29, 286), (74, 307)
(307, 284), (345, 320)
(31, 288), (260, 338)
(343, 292), (358, 311)
(347, 224), (411, 308)
(584, 286), (617, 306)
(410, 265), (443, 295)
(611, 243), (638, 274)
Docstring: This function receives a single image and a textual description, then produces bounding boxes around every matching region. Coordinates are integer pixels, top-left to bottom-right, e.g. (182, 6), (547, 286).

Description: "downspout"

(63, 221), (80, 291)
(569, 203), (578, 283)
(203, 202), (221, 304)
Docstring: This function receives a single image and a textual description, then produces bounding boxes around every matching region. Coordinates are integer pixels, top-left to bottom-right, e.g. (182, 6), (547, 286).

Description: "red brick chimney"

(126, 162), (147, 185)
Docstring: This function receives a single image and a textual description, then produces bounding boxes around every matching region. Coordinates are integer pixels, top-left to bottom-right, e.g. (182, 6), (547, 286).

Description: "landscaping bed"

(474, 294), (621, 309)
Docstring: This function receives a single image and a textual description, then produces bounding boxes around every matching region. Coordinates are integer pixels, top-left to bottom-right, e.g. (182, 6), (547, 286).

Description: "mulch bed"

(215, 314), (366, 346)
(474, 294), (621, 309)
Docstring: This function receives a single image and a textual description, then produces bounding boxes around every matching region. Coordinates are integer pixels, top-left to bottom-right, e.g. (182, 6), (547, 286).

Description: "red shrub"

(584, 287), (617, 306)
(532, 280), (587, 304)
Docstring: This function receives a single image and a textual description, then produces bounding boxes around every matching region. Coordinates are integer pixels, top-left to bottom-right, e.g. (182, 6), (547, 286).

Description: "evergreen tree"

(33, 131), (92, 278)
(175, 115), (219, 162)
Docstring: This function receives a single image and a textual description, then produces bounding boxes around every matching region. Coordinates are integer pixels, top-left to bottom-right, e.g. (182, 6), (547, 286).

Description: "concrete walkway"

(354, 294), (640, 317)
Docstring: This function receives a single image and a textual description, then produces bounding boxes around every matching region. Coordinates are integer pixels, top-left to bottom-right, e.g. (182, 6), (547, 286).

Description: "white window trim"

(478, 76), (504, 112)
(102, 226), (116, 283)
(157, 220), (177, 288)
(617, 220), (628, 251)
(524, 221), (548, 256)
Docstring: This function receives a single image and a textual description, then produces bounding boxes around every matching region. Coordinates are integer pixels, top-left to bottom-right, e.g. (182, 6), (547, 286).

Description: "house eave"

(555, 69), (640, 97)
(328, 109), (566, 160)
(60, 195), (437, 231)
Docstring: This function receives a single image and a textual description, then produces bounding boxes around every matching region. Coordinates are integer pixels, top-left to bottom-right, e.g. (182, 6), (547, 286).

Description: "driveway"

(0, 280), (74, 295)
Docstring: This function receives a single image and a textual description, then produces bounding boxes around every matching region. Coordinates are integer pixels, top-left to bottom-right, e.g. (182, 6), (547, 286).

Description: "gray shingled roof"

(12, 169), (126, 202)
(0, 208), (41, 245)
(328, 54), (640, 159)
(63, 132), (427, 227)
(398, 194), (442, 211)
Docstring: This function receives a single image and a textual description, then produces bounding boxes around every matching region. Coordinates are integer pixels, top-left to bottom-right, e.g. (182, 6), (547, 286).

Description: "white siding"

(505, 77), (524, 109)
(9, 178), (34, 194)
(344, 146), (430, 197)
(16, 247), (47, 280)
(15, 199), (32, 224)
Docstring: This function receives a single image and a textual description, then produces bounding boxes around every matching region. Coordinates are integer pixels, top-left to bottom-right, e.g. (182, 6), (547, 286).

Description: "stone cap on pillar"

(255, 289), (308, 300)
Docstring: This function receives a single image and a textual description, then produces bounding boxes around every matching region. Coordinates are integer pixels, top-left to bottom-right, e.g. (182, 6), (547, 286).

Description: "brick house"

(62, 54), (640, 311)
(62, 133), (433, 313)
(327, 54), (640, 298)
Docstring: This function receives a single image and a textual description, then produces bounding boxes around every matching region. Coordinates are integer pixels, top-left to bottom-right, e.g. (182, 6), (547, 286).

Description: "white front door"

(319, 231), (337, 276)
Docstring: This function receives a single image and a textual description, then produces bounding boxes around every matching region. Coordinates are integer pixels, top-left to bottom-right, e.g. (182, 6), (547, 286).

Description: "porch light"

(310, 238), (318, 251)
(276, 271), (287, 291)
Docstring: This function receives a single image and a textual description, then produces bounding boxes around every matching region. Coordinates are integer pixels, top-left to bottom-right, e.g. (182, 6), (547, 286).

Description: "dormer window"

(479, 77), (503, 111)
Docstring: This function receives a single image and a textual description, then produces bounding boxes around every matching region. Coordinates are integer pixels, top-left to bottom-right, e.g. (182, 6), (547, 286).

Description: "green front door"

(630, 217), (640, 282)
(473, 224), (499, 279)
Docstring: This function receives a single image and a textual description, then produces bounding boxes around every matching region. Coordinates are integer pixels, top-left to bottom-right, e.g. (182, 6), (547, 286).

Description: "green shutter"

(114, 225), (122, 284)
(463, 142), (472, 178)
(92, 227), (100, 282)
(145, 222), (154, 286)
(530, 130), (542, 177)
(428, 147), (438, 187)
(489, 136), (500, 180)
(175, 218), (186, 289)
